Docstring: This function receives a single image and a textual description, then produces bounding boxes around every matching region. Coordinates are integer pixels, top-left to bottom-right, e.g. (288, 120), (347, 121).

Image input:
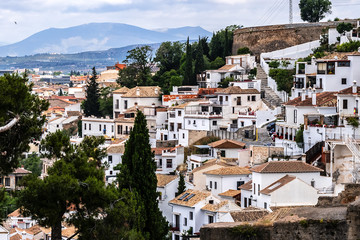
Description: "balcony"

(239, 111), (256, 116)
(190, 154), (213, 163)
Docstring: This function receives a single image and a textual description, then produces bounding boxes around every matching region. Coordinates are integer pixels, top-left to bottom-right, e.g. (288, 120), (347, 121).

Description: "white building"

(82, 117), (115, 138)
(240, 161), (332, 210)
(153, 146), (185, 174)
(104, 141), (125, 184)
(208, 139), (246, 159)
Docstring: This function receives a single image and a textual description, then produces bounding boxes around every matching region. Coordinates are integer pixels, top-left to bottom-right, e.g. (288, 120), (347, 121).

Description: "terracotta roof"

(239, 180), (252, 191)
(62, 226), (78, 238)
(319, 51), (359, 60)
(13, 168), (32, 174)
(208, 139), (246, 149)
(218, 64), (236, 70)
(201, 200), (228, 212)
(107, 144), (125, 154)
(215, 86), (260, 95)
(169, 189), (210, 207)
(218, 189), (242, 197)
(204, 166), (251, 175)
(230, 209), (269, 222)
(251, 161), (323, 173)
(156, 174), (178, 187)
(191, 159), (230, 173)
(10, 234), (21, 240)
(25, 225), (42, 235)
(260, 175), (296, 195)
(8, 208), (22, 218)
(337, 86), (360, 95)
(152, 147), (172, 155)
(113, 86), (130, 94)
(284, 91), (337, 107)
(122, 86), (161, 98)
(169, 102), (191, 110)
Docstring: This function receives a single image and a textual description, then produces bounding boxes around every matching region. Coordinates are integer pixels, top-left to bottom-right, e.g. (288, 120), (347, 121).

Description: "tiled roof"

(107, 144), (125, 154)
(260, 175), (296, 195)
(122, 86), (161, 98)
(25, 225), (42, 235)
(338, 86), (360, 95)
(169, 189), (210, 207)
(13, 168), (32, 174)
(251, 161), (323, 173)
(230, 209), (269, 222)
(208, 139), (246, 149)
(152, 147), (172, 155)
(218, 64), (236, 70)
(191, 159), (230, 173)
(8, 208), (22, 218)
(319, 51), (360, 60)
(284, 91), (337, 107)
(156, 174), (178, 187)
(216, 86), (260, 95)
(204, 166), (251, 175)
(62, 226), (78, 239)
(218, 189), (242, 197)
(239, 180), (252, 191)
(10, 234), (21, 240)
(201, 200), (228, 212)
(113, 86), (130, 94)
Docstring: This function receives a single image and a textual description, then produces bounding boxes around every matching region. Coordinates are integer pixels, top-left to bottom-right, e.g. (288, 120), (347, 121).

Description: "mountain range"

(0, 23), (212, 57)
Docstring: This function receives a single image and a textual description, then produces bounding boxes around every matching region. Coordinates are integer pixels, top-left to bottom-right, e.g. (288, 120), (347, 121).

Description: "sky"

(0, 0), (359, 45)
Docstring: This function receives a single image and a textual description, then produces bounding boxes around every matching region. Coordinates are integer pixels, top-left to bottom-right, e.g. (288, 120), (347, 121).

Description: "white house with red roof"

(240, 161), (332, 210)
(153, 145), (185, 174)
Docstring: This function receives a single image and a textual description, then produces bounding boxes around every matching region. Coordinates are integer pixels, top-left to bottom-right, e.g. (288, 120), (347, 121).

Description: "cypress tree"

(224, 28), (229, 58)
(117, 110), (168, 240)
(176, 173), (186, 197)
(83, 67), (101, 117)
(183, 37), (193, 86)
(194, 36), (205, 78)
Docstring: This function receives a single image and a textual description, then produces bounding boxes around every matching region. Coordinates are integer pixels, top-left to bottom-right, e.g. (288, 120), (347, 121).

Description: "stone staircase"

(256, 64), (284, 108)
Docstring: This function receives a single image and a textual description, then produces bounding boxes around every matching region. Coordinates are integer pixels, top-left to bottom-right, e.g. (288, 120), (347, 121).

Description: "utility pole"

(289, 0), (293, 24)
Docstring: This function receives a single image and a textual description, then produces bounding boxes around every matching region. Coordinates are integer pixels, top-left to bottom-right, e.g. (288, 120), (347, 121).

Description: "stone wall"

(232, 20), (357, 58)
(250, 145), (284, 165)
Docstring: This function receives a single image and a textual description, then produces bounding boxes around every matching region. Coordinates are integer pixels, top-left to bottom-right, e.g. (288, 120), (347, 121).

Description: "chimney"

(312, 88), (317, 106)
(155, 88), (159, 95)
(301, 88), (306, 101)
(291, 87), (295, 97)
(311, 56), (316, 65)
(136, 88), (140, 96)
(353, 80), (357, 94)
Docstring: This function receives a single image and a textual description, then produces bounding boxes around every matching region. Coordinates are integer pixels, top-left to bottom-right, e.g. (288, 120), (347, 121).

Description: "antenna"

(289, 0), (293, 24)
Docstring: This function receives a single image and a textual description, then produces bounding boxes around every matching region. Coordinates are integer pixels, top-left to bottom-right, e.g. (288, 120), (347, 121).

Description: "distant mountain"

(0, 23), (211, 57)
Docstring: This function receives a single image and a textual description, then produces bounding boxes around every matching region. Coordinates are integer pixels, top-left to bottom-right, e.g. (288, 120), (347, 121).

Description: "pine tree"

(83, 67), (101, 117)
(117, 110), (168, 240)
(176, 173), (186, 197)
(183, 37), (193, 86)
(194, 36), (205, 77)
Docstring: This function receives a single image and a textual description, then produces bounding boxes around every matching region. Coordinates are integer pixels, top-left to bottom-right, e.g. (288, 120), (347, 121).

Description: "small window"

(110, 171), (113, 175)
(184, 217), (187, 226)
(104, 125), (106, 130)
(253, 183), (256, 194)
(338, 61), (350, 67)
(220, 150), (225, 157)
(237, 181), (245, 189)
(212, 121), (217, 126)
(84, 123), (87, 130)
(247, 96), (250, 101)
(108, 156), (113, 164)
(294, 109), (297, 123)
(342, 78), (347, 85)
(183, 133), (185, 139)
(225, 96), (228, 101)
(99, 124), (102, 131)
(188, 120), (191, 125)
(258, 184), (260, 196)
(178, 111), (182, 116)
(252, 96), (256, 101)
(5, 178), (10, 186)
(89, 124), (91, 130)
(112, 125), (114, 132)
(214, 182), (217, 189)
(193, 120), (196, 125)
(208, 215), (214, 224)
(264, 202), (267, 209)
(210, 181), (212, 188)
(189, 211), (193, 220)
(166, 159), (172, 168)
(343, 99), (348, 109)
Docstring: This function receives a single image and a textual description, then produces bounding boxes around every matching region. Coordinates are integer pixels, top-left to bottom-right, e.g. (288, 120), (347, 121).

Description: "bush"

(268, 60), (280, 69)
(336, 22), (353, 35)
(337, 41), (360, 52)
(269, 68), (295, 94)
(237, 47), (251, 55)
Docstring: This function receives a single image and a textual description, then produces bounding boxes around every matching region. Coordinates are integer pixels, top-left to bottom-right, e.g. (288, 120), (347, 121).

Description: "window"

(112, 125), (114, 132)
(338, 61), (350, 67)
(249, 198), (252, 206)
(99, 124), (102, 131)
(247, 96), (250, 101)
(166, 159), (172, 168)
(170, 123), (174, 131)
(241, 121), (244, 127)
(193, 120), (196, 125)
(244, 197), (247, 208)
(210, 181), (212, 188)
(207, 73), (210, 79)
(5, 178), (10, 187)
(188, 120), (191, 125)
(124, 100), (128, 109)
(208, 215), (214, 224)
(183, 133), (185, 139)
(108, 156), (113, 164)
(178, 111), (182, 116)
(89, 124), (91, 130)
(184, 217), (187, 226)
(104, 125), (106, 130)
(237, 97), (241, 105)
(214, 182), (217, 189)
(116, 99), (119, 109)
(342, 78), (347, 85)
(225, 96), (228, 101)
(110, 171), (113, 175)
(264, 202), (267, 209)
(159, 159), (162, 168)
(251, 96), (256, 101)
(317, 62), (326, 74)
(253, 183), (256, 194)
(237, 181), (245, 189)
(220, 150), (225, 157)
(294, 110), (297, 123)
(327, 62), (335, 74)
(189, 211), (193, 220)
(212, 121), (217, 126)
(177, 123), (182, 130)
(84, 123), (87, 130)
(258, 184), (260, 196)
(343, 99), (348, 109)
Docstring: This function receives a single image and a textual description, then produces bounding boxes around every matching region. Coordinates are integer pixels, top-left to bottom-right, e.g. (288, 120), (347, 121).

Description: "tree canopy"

(336, 22), (354, 35)
(299, 0), (332, 22)
(83, 67), (101, 117)
(0, 73), (48, 174)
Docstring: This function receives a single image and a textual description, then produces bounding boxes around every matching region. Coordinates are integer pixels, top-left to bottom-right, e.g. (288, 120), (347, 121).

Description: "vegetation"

(299, 0), (332, 22)
(269, 68), (295, 94)
(19, 153), (42, 177)
(237, 47), (251, 55)
(116, 110), (168, 239)
(99, 87), (114, 118)
(176, 174), (186, 197)
(218, 76), (234, 88)
(336, 41), (360, 52)
(295, 124), (304, 148)
(346, 117), (359, 128)
(0, 73), (49, 174)
(210, 56), (226, 69)
(336, 22), (354, 35)
(0, 190), (18, 219)
(83, 67), (101, 117)
(183, 37), (194, 85)
(231, 224), (260, 239)
(268, 60), (280, 69)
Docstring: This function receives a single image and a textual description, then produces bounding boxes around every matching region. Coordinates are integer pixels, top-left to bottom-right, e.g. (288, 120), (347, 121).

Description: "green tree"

(194, 37), (205, 76)
(77, 120), (82, 137)
(0, 73), (48, 174)
(0, 190), (18, 219)
(299, 0), (332, 22)
(176, 174), (186, 197)
(183, 37), (194, 85)
(209, 25), (240, 61)
(69, 81), (74, 87)
(20, 153), (42, 177)
(159, 70), (183, 95)
(40, 130), (71, 159)
(218, 77), (234, 88)
(336, 41), (360, 52)
(295, 124), (304, 147)
(336, 22), (354, 35)
(269, 68), (296, 94)
(99, 87), (113, 118)
(268, 60), (280, 69)
(199, 37), (210, 58)
(237, 47), (251, 55)
(117, 46), (153, 87)
(83, 67), (101, 117)
(210, 57), (225, 69)
(154, 41), (183, 74)
(117, 110), (168, 240)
